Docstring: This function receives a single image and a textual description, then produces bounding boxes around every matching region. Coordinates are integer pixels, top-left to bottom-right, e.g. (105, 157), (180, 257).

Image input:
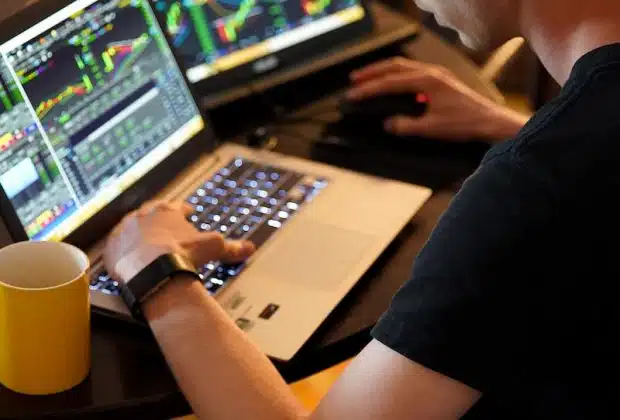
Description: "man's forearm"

(143, 275), (307, 420)
(480, 103), (530, 143)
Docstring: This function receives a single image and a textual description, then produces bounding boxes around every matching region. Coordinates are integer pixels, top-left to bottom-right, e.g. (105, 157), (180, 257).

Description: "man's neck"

(522, 1), (620, 85)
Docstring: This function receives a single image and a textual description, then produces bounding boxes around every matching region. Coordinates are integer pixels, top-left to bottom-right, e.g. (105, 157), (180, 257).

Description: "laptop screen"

(150, 0), (366, 84)
(0, 0), (205, 242)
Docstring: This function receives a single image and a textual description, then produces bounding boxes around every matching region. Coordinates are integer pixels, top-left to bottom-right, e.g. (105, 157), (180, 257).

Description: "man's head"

(415, 0), (521, 50)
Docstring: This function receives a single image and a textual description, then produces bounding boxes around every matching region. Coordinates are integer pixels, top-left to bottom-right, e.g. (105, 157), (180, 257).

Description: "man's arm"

(106, 148), (551, 420)
(143, 275), (480, 420)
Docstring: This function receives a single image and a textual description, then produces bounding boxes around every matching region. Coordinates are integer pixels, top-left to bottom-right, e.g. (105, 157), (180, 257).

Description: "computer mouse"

(339, 92), (429, 121)
(322, 93), (429, 146)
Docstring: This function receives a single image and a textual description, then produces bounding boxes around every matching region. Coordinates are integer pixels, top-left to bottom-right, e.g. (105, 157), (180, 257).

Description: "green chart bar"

(139, 0), (171, 52)
(82, 74), (94, 92)
(0, 89), (12, 111)
(8, 82), (23, 103)
(75, 54), (85, 70)
(102, 51), (114, 73)
(188, 6), (216, 56)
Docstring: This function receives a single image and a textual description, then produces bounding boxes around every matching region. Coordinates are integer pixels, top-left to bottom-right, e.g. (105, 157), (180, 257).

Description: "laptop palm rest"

(248, 220), (375, 291)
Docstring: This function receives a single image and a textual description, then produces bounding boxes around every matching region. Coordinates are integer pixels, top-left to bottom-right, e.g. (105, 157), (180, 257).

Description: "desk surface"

(0, 10), (494, 420)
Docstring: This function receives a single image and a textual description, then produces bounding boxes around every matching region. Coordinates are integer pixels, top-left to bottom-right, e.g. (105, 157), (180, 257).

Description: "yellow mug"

(0, 241), (91, 395)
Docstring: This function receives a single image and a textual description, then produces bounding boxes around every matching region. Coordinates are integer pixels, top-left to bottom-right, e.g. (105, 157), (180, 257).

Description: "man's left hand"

(104, 200), (255, 284)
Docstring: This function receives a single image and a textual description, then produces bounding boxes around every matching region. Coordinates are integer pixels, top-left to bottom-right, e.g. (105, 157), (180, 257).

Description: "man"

(105, 0), (620, 418)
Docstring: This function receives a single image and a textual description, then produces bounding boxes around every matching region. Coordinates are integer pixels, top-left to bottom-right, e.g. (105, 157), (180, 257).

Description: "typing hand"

(347, 58), (528, 142)
(104, 200), (255, 284)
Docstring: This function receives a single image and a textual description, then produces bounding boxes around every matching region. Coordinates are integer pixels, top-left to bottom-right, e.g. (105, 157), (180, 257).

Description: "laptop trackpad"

(249, 221), (375, 291)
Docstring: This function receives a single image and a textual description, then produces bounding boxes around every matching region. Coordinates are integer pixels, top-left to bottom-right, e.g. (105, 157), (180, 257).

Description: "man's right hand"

(347, 58), (530, 143)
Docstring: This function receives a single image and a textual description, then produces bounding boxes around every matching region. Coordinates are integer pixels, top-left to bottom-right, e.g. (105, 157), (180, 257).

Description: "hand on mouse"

(104, 200), (255, 284)
(347, 58), (530, 143)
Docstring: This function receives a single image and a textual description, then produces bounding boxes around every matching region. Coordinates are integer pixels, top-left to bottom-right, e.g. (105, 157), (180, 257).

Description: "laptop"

(0, 0), (432, 361)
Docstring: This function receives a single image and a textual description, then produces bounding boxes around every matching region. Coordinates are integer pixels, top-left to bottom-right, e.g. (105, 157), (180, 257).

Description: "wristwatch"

(120, 253), (202, 320)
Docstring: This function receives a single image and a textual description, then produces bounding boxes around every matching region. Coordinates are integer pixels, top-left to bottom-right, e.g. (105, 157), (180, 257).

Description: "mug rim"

(0, 241), (90, 291)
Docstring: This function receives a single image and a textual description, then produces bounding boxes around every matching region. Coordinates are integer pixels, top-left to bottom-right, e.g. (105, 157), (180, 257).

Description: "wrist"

(115, 246), (176, 285)
(120, 253), (202, 320)
(475, 100), (529, 143)
(142, 274), (206, 322)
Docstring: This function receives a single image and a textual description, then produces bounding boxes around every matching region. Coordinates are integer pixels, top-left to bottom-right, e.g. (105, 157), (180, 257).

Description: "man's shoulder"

(481, 65), (620, 200)
(511, 63), (620, 161)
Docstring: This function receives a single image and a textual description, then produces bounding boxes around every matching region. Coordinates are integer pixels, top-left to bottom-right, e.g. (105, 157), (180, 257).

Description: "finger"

(183, 233), (256, 265)
(350, 58), (417, 83)
(347, 73), (430, 101)
(384, 115), (439, 137)
(220, 240), (256, 263)
(182, 202), (195, 216)
(160, 200), (194, 216)
(137, 200), (167, 217)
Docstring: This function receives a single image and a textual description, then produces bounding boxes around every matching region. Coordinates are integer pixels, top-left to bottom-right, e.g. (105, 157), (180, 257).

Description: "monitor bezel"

(179, 0), (375, 100)
(0, 0), (219, 249)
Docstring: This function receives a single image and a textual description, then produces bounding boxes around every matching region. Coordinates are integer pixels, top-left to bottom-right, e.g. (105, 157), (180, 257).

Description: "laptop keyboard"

(89, 156), (329, 296)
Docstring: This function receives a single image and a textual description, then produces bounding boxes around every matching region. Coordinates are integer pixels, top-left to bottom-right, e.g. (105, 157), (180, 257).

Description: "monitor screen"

(0, 0), (204, 242)
(150, 0), (366, 84)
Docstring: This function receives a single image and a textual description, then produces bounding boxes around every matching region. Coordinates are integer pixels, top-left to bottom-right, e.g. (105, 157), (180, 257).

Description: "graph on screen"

(0, 59), (75, 240)
(152, 0), (362, 71)
(0, 0), (202, 240)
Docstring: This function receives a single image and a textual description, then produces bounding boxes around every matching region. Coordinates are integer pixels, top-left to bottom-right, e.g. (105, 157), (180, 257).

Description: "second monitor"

(150, 0), (373, 97)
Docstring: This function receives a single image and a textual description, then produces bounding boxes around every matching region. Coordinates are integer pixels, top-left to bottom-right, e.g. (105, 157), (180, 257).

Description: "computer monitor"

(0, 0), (213, 245)
(149, 0), (373, 96)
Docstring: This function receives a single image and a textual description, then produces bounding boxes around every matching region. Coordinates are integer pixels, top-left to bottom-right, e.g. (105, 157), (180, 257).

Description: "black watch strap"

(120, 253), (201, 320)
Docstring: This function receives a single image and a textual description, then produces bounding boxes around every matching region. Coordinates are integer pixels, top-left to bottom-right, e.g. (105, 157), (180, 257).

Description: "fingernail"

(346, 90), (357, 100)
(384, 119), (395, 133)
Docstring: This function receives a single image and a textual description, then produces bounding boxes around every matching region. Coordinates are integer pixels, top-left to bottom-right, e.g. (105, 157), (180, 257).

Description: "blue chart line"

(182, 0), (243, 6)
(167, 2), (192, 47)
(216, 0), (244, 6)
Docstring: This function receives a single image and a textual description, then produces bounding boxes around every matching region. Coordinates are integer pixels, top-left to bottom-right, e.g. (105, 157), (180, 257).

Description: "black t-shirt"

(372, 43), (620, 419)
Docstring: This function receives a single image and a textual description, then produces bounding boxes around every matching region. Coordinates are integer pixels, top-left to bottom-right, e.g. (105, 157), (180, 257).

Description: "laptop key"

(233, 187), (250, 196)
(226, 195), (243, 206)
(222, 179), (237, 188)
(100, 282), (120, 296)
(225, 159), (252, 181)
(202, 196), (219, 205)
(267, 168), (284, 181)
(252, 189), (269, 199)
(205, 279), (222, 294)
(224, 263), (245, 276)
(244, 179), (259, 189)
(91, 274), (103, 287)
(214, 266), (229, 280)
(228, 228), (244, 240)
(276, 174), (303, 197)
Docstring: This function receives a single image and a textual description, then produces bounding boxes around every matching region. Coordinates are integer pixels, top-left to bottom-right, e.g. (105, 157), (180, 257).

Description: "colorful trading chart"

(0, 0), (202, 240)
(152, 0), (363, 73)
